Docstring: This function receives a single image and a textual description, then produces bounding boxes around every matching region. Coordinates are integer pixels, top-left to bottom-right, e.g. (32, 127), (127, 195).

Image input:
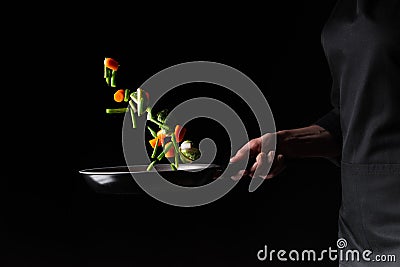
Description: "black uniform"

(315, 0), (400, 266)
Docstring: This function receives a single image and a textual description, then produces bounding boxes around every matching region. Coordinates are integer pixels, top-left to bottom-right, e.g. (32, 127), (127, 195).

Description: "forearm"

(277, 125), (341, 159)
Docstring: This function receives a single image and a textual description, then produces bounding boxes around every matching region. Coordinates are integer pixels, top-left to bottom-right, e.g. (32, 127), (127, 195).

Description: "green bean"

(170, 163), (177, 171)
(129, 106), (136, 128)
(149, 118), (170, 131)
(104, 66), (112, 82)
(146, 107), (153, 121)
(129, 99), (137, 113)
(147, 126), (157, 138)
(171, 133), (180, 168)
(111, 70), (117, 87)
(146, 160), (157, 171)
(106, 108), (128, 114)
(157, 142), (173, 161)
(130, 92), (138, 104)
(124, 89), (130, 102)
(137, 88), (144, 116)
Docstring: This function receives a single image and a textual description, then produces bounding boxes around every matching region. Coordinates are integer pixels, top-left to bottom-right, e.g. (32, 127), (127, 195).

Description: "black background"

(6, 1), (342, 266)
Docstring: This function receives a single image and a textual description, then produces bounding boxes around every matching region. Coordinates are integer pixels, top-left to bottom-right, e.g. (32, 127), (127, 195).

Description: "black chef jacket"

(315, 0), (400, 266)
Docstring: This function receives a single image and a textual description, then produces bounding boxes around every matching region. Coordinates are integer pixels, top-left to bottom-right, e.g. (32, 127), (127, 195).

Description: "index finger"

(230, 142), (251, 163)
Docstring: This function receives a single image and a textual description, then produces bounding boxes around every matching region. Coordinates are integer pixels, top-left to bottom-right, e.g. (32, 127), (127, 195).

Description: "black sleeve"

(314, 81), (343, 166)
(315, 107), (342, 145)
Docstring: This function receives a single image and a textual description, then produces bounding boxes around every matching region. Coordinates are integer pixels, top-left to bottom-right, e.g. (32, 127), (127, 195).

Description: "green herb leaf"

(156, 109), (169, 124)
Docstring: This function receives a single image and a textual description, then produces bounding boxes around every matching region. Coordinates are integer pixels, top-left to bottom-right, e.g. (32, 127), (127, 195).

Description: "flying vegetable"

(103, 57), (201, 170)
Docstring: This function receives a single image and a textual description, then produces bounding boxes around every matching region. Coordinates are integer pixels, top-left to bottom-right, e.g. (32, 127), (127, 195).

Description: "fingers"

(230, 138), (262, 163)
(230, 143), (251, 163)
(230, 169), (248, 181)
(248, 151), (286, 179)
(229, 134), (281, 180)
(229, 151), (285, 181)
(266, 154), (286, 179)
(251, 151), (274, 179)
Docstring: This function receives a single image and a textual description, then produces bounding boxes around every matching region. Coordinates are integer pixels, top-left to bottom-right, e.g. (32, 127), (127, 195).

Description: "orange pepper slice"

(104, 57), (119, 71)
(164, 142), (175, 158)
(174, 125), (186, 142)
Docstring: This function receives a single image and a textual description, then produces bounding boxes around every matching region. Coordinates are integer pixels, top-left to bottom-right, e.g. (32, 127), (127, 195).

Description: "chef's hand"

(229, 132), (286, 180)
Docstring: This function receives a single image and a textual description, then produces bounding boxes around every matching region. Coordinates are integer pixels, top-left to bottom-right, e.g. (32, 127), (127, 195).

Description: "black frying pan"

(79, 163), (227, 194)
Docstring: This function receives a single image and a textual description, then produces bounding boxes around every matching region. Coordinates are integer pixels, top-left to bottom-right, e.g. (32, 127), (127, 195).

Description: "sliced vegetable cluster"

(103, 57), (201, 171)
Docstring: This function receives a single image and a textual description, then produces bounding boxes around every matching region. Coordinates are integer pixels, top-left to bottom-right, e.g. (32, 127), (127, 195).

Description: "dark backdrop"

(7, 1), (341, 266)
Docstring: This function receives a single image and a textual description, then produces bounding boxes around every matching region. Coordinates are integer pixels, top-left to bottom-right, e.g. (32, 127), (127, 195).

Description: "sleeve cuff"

(314, 109), (342, 167)
(314, 109), (342, 145)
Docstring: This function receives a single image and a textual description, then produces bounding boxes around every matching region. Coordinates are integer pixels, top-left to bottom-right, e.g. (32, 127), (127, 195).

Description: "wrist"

(276, 125), (341, 159)
(276, 129), (294, 158)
